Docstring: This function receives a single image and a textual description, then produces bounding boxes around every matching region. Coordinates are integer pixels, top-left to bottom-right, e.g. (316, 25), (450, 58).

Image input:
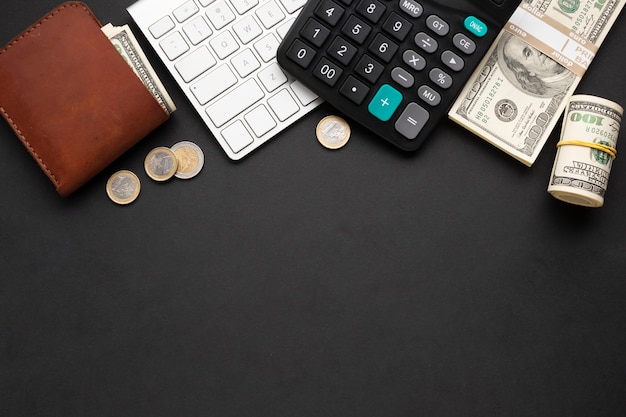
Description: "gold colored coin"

(316, 115), (351, 149)
(144, 146), (178, 182)
(171, 141), (204, 179)
(106, 170), (140, 205)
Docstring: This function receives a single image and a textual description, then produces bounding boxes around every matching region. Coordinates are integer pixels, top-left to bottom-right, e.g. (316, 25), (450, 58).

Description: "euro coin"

(106, 170), (140, 205)
(171, 141), (204, 179)
(144, 146), (178, 182)
(316, 115), (351, 149)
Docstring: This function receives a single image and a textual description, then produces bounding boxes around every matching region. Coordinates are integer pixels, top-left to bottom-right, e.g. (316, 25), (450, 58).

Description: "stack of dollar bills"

(449, 0), (624, 166)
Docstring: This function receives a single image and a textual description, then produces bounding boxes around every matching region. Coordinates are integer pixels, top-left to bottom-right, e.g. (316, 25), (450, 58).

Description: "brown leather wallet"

(0, 2), (170, 196)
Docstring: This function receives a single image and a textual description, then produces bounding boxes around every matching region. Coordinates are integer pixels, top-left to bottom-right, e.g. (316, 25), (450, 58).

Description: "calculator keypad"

(277, 0), (518, 151)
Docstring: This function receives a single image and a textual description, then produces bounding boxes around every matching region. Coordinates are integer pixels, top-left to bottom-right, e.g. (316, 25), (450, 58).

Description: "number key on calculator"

(277, 0), (519, 151)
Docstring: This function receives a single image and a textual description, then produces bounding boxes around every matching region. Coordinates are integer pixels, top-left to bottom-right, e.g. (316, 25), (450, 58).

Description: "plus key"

(368, 84), (403, 122)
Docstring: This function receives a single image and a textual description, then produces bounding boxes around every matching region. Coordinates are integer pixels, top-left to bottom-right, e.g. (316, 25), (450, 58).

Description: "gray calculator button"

(426, 15), (449, 36)
(399, 0), (423, 18)
(414, 32), (437, 54)
(453, 33), (476, 55)
(403, 49), (426, 71)
(395, 103), (429, 140)
(418, 85), (441, 106)
(429, 68), (452, 89)
(391, 67), (414, 88)
(441, 50), (464, 72)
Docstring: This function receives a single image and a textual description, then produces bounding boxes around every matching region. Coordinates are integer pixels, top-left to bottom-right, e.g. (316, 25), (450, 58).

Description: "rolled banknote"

(449, 0), (625, 166)
(102, 23), (176, 115)
(548, 95), (622, 207)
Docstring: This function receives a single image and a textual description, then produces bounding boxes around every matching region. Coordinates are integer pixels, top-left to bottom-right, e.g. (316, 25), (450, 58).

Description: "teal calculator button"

(368, 84), (403, 122)
(464, 16), (488, 37)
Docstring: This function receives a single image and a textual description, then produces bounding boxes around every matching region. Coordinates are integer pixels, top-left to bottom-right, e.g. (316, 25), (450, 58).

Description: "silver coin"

(171, 141), (204, 179)
(144, 146), (178, 181)
(106, 170), (140, 205)
(316, 115), (351, 149)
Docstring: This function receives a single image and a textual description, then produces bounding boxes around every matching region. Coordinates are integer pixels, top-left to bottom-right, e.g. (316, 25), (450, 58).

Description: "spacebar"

(206, 79), (265, 128)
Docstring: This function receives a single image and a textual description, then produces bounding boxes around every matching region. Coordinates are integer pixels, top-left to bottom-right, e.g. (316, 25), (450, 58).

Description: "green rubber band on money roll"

(557, 140), (617, 160)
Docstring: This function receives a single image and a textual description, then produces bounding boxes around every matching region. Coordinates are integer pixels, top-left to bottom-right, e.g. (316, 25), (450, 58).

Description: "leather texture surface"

(0, 2), (169, 196)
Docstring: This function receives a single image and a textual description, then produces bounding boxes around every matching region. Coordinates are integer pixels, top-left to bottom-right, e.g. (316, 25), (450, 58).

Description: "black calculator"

(277, 0), (519, 151)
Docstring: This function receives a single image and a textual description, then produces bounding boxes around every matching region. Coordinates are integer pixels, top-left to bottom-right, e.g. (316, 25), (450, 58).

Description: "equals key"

(395, 103), (429, 140)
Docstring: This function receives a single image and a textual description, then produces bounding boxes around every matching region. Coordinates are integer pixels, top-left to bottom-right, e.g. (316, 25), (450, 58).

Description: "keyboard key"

(231, 0), (259, 15)
(453, 33), (476, 55)
(414, 32), (437, 54)
(231, 48), (261, 77)
(341, 15), (371, 44)
(340, 75), (369, 104)
(402, 49), (426, 71)
(399, 0), (423, 18)
(382, 12), (412, 41)
(191, 64), (237, 105)
(206, 79), (265, 127)
(160, 31), (190, 60)
(183, 16), (213, 45)
(300, 18), (331, 47)
(417, 85), (441, 106)
(426, 15), (449, 36)
(391, 67), (414, 88)
(356, 0), (386, 23)
(313, 58), (343, 87)
(278, 0), (307, 14)
(355, 54), (384, 83)
(395, 102), (429, 139)
(206, 1), (236, 30)
(277, 19), (296, 39)
(221, 121), (254, 154)
(327, 36), (358, 65)
(268, 89), (300, 121)
(175, 45), (217, 82)
(368, 33), (398, 63)
(429, 68), (452, 89)
(233, 15), (263, 44)
(254, 33), (280, 62)
(464, 16), (488, 37)
(290, 81), (318, 105)
(256, 1), (286, 29)
(174, 1), (200, 23)
(441, 50), (464, 72)
(286, 39), (317, 68)
(314, 0), (345, 26)
(245, 105), (277, 137)
(149, 16), (175, 39)
(258, 63), (288, 92)
(210, 30), (240, 59)
(368, 84), (402, 122)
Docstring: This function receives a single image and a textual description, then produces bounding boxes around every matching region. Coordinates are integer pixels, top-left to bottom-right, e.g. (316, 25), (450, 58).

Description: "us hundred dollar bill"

(449, 0), (624, 166)
(102, 23), (176, 115)
(548, 95), (622, 207)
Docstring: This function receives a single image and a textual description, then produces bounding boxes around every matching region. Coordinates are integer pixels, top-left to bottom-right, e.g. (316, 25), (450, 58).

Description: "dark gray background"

(2, 1), (626, 416)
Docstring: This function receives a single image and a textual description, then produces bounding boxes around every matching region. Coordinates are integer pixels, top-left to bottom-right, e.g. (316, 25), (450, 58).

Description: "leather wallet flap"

(0, 2), (170, 196)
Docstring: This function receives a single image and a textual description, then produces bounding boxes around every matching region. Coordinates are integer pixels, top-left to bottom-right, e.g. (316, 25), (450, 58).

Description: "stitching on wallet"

(0, 106), (60, 186)
(0, 3), (92, 188)
(0, 3), (91, 55)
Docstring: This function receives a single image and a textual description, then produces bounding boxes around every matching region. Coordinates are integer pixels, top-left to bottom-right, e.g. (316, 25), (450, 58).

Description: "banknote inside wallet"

(0, 1), (170, 196)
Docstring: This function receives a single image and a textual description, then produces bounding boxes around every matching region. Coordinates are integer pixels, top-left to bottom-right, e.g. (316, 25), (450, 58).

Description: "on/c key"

(464, 16), (488, 37)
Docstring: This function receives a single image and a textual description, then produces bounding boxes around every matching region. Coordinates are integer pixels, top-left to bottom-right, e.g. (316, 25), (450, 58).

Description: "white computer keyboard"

(128, 0), (323, 160)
